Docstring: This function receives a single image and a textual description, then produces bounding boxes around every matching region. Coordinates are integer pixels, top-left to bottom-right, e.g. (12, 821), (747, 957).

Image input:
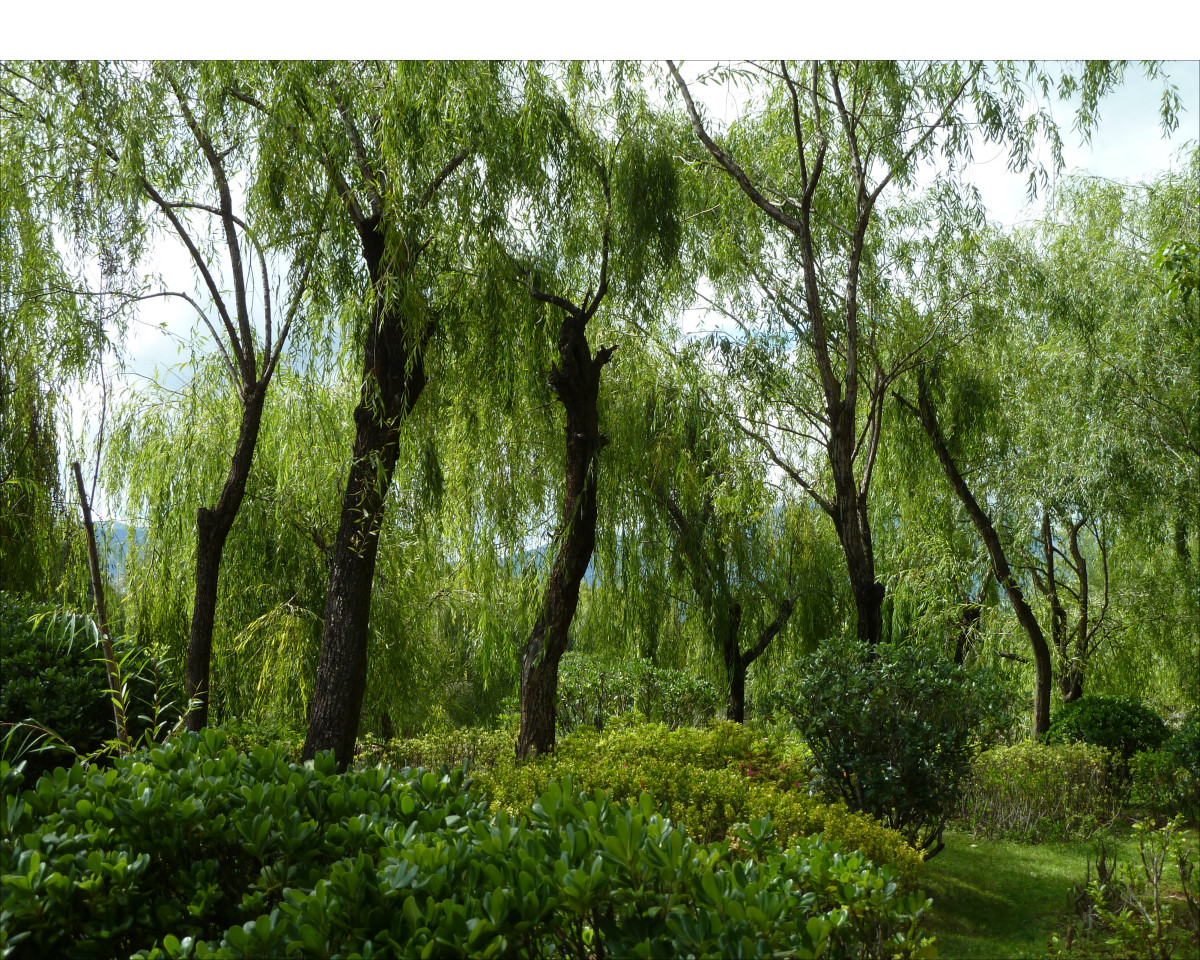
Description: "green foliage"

(1, 730), (934, 959)
(357, 723), (518, 773)
(475, 720), (923, 881)
(1130, 719), (1200, 821)
(1046, 696), (1169, 765)
(555, 651), (722, 733)
(0, 595), (111, 778)
(1050, 817), (1199, 959)
(1129, 751), (1191, 819)
(773, 640), (1010, 858)
(957, 741), (1119, 842)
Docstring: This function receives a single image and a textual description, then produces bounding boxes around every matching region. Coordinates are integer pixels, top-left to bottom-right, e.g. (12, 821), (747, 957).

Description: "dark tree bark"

(184, 384), (266, 728)
(302, 216), (428, 767)
(516, 273), (615, 760)
(901, 376), (1053, 737)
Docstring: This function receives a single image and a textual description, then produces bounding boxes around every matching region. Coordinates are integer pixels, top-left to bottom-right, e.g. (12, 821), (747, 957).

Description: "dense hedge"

(469, 720), (924, 880)
(771, 640), (1009, 858)
(1, 731), (935, 958)
(1045, 696), (1168, 765)
(956, 741), (1119, 841)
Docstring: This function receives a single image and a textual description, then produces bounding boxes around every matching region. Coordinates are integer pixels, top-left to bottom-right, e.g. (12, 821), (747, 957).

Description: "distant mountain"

(96, 521), (146, 582)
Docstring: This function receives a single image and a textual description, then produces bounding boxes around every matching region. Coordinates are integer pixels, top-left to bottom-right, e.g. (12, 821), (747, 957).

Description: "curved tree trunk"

(908, 376), (1053, 736)
(516, 311), (614, 761)
(184, 385), (267, 731)
(302, 224), (427, 768)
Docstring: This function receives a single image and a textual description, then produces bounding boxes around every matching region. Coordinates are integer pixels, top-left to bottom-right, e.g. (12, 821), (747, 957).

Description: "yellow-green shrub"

(476, 721), (922, 881)
(957, 740), (1119, 841)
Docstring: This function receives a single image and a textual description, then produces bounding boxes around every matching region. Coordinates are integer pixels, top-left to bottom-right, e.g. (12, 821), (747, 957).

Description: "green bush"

(556, 651), (723, 733)
(1, 731), (935, 959)
(475, 720), (923, 881)
(1050, 816), (1199, 959)
(1046, 696), (1169, 767)
(957, 741), (1119, 841)
(357, 722), (517, 771)
(771, 639), (1009, 859)
(0, 593), (184, 778)
(0, 594), (113, 776)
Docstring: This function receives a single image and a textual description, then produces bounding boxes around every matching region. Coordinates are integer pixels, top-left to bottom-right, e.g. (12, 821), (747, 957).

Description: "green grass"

(919, 828), (1197, 960)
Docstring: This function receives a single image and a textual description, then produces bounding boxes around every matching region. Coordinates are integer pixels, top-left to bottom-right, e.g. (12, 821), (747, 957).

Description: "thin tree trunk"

(516, 312), (614, 761)
(183, 384), (267, 730)
(907, 377), (1053, 736)
(303, 227), (427, 768)
(72, 461), (129, 749)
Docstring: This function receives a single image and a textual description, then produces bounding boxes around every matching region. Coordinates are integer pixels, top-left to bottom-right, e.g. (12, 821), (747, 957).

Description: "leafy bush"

(0, 593), (184, 778)
(0, 594), (113, 776)
(1046, 696), (1169, 767)
(475, 720), (923, 880)
(957, 741), (1119, 841)
(772, 639), (1009, 859)
(357, 722), (517, 771)
(1131, 722), (1200, 822)
(1, 731), (935, 959)
(1050, 816), (1199, 959)
(556, 651), (723, 733)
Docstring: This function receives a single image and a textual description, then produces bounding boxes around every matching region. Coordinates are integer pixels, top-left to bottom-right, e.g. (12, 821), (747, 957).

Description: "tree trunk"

(911, 377), (1053, 736)
(516, 312), (614, 761)
(829, 410), (885, 645)
(303, 226), (427, 768)
(718, 600), (745, 722)
(183, 384), (267, 731)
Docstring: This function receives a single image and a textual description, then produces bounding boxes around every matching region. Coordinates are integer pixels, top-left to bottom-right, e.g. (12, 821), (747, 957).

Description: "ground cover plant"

(1, 730), (935, 959)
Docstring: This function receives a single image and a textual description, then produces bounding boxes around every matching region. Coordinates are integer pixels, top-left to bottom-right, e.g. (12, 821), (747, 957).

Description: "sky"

(49, 60), (1200, 519)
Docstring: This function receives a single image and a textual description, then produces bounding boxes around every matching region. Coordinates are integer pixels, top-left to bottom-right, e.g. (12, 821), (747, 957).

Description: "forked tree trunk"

(516, 311), (614, 760)
(303, 225), (427, 768)
(184, 384), (267, 730)
(909, 377), (1053, 736)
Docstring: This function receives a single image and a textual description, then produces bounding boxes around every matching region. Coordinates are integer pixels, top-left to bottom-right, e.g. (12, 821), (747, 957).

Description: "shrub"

(957, 741), (1119, 841)
(556, 651), (722, 733)
(1, 731), (935, 959)
(0, 594), (113, 776)
(1046, 696), (1169, 767)
(1130, 715), (1200, 822)
(0, 593), (184, 778)
(1050, 816), (1199, 959)
(357, 722), (517, 771)
(772, 639), (1009, 859)
(475, 720), (922, 881)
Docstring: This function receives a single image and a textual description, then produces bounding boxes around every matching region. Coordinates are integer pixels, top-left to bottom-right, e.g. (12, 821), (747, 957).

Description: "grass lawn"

(919, 827), (1198, 960)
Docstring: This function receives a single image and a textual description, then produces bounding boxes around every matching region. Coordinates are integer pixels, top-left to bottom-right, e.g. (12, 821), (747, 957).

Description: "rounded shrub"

(1045, 695), (1168, 764)
(771, 639), (1010, 859)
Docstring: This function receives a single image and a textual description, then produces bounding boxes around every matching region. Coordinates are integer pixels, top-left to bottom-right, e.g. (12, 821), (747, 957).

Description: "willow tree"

(8, 62), (326, 729)
(616, 361), (828, 722)
(225, 61), (553, 766)
(667, 60), (1149, 648)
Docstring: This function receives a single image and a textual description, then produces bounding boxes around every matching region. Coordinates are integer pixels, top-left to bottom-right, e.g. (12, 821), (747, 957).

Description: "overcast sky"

(64, 60), (1199, 519)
